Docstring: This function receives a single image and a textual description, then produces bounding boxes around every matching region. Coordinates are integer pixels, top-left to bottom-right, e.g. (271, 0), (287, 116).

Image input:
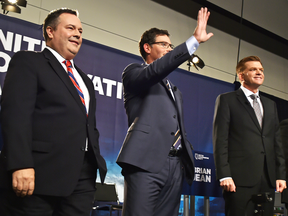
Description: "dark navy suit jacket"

(116, 43), (195, 184)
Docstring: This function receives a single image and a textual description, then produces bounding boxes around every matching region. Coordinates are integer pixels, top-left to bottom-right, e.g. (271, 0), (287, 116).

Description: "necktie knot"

(64, 60), (73, 69)
(250, 94), (257, 100)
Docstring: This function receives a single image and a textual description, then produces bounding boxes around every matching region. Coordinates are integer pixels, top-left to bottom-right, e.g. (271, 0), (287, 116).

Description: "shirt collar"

(45, 46), (75, 68)
(240, 85), (260, 98)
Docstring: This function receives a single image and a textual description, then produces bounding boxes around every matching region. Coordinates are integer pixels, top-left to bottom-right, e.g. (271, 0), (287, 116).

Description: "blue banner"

(0, 13), (234, 201)
(182, 151), (222, 197)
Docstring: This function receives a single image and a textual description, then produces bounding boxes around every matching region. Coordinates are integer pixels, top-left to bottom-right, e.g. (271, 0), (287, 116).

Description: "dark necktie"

(166, 79), (175, 100)
(250, 94), (262, 127)
(173, 129), (181, 149)
(63, 60), (87, 113)
(166, 79), (181, 149)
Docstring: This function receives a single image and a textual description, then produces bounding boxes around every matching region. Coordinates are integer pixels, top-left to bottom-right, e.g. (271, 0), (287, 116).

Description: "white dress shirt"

(46, 46), (90, 150)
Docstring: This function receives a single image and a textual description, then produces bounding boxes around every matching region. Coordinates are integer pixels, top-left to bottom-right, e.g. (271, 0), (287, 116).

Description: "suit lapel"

(42, 49), (87, 116)
(260, 95), (268, 131)
(161, 79), (183, 116)
(162, 79), (184, 123)
(168, 81), (193, 158)
(170, 82), (183, 117)
(236, 88), (262, 131)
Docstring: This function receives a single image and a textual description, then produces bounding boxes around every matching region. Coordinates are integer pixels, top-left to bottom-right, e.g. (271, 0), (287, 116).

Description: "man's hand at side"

(12, 168), (35, 197)
(220, 178), (236, 192)
(276, 179), (287, 193)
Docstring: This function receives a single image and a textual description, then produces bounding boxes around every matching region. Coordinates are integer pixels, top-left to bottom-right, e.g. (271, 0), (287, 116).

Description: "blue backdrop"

(0, 13), (234, 215)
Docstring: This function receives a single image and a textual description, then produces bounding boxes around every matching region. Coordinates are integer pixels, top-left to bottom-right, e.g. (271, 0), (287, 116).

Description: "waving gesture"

(193, 7), (213, 43)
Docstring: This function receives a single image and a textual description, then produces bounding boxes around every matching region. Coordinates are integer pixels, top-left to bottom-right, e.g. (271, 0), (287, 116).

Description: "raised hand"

(193, 7), (214, 43)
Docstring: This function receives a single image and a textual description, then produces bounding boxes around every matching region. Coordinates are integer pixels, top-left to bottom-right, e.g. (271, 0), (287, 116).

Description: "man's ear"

(143, 43), (151, 54)
(237, 72), (243, 82)
(46, 26), (54, 39)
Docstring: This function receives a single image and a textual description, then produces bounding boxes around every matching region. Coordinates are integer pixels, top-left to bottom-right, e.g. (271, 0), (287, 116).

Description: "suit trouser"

(223, 161), (275, 216)
(122, 155), (184, 216)
(0, 151), (97, 216)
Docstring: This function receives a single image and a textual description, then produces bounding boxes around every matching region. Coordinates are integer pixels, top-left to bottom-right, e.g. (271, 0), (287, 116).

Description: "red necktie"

(63, 60), (87, 114)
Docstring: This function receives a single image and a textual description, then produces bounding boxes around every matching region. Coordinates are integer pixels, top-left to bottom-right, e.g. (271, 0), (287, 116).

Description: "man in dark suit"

(0, 8), (107, 216)
(213, 56), (286, 216)
(279, 119), (288, 209)
(116, 7), (213, 216)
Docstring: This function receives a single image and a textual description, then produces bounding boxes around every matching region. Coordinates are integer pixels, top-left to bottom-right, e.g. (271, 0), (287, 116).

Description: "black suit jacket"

(280, 119), (288, 203)
(213, 88), (285, 187)
(116, 43), (195, 184)
(0, 48), (107, 196)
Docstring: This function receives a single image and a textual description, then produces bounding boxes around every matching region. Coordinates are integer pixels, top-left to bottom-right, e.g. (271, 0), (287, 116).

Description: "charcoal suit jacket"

(213, 88), (285, 187)
(279, 119), (288, 203)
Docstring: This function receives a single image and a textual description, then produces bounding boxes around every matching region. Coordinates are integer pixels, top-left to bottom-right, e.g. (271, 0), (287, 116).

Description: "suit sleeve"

(273, 103), (286, 180)
(213, 94), (231, 180)
(122, 43), (191, 94)
(280, 119), (288, 203)
(280, 120), (288, 180)
(0, 51), (38, 171)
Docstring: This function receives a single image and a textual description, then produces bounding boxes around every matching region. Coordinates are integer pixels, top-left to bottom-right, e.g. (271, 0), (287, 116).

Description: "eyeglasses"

(151, 42), (174, 50)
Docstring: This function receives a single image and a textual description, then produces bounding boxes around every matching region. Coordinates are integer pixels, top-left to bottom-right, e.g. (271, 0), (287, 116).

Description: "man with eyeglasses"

(116, 7), (213, 216)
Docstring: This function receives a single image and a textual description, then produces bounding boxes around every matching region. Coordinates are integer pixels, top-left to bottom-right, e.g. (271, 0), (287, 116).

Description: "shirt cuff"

(219, 177), (232, 182)
(185, 36), (199, 56)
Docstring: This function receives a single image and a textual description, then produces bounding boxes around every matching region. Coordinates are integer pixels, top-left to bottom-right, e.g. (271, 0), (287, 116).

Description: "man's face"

(239, 61), (264, 92)
(46, 13), (83, 60)
(145, 35), (173, 64)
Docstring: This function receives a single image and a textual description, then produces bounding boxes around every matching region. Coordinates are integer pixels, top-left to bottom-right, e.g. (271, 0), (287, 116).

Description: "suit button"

(262, 136), (265, 138)
(81, 147), (85, 151)
(173, 115), (176, 118)
(171, 132), (175, 135)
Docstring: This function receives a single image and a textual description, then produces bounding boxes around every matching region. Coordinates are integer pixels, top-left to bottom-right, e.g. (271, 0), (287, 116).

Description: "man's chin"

(69, 49), (79, 57)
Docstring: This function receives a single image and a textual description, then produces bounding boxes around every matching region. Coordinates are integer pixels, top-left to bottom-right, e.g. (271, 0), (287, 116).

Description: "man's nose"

(257, 69), (263, 74)
(74, 30), (81, 38)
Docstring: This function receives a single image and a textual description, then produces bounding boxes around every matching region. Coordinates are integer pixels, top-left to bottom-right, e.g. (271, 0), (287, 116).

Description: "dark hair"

(43, 8), (79, 42)
(236, 56), (263, 74)
(139, 28), (170, 60)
